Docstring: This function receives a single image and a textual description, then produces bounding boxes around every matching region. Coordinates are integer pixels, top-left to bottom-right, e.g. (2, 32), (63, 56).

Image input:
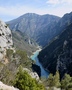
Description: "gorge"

(7, 12), (72, 79)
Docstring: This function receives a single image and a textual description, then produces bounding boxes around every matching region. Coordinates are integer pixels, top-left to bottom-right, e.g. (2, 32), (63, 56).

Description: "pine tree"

(61, 73), (71, 90)
(47, 73), (54, 87)
(53, 71), (61, 87)
(47, 71), (60, 88)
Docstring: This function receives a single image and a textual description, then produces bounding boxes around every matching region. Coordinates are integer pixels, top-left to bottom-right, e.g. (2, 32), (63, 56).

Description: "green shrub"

(61, 74), (72, 90)
(47, 71), (61, 88)
(14, 66), (45, 90)
(15, 50), (32, 69)
(6, 49), (13, 58)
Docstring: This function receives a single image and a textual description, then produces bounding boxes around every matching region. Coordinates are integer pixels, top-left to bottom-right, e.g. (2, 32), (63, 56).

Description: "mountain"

(38, 12), (72, 47)
(51, 12), (72, 37)
(6, 13), (60, 47)
(38, 22), (72, 79)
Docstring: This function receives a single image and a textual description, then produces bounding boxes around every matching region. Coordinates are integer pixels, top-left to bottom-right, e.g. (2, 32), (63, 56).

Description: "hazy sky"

(0, 0), (72, 21)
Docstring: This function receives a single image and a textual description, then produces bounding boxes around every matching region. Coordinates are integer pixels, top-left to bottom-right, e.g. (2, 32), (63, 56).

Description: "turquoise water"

(31, 50), (49, 78)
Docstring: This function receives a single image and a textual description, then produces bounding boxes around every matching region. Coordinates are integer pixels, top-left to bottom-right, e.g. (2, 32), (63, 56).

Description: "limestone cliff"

(0, 20), (13, 63)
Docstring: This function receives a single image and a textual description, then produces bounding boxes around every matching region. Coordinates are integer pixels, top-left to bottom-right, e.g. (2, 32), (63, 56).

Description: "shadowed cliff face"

(32, 64), (41, 77)
(38, 23), (72, 79)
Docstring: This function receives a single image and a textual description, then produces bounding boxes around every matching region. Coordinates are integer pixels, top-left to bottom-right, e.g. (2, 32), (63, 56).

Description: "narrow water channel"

(31, 50), (49, 78)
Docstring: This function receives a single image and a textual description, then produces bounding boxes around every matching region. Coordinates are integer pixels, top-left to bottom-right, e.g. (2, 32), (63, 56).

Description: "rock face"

(0, 20), (13, 63)
(0, 81), (19, 90)
(6, 13), (60, 47)
(0, 20), (13, 48)
(38, 23), (72, 79)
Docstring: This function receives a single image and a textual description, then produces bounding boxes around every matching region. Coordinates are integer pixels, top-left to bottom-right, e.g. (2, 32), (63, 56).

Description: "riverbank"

(30, 46), (42, 59)
(32, 47), (42, 54)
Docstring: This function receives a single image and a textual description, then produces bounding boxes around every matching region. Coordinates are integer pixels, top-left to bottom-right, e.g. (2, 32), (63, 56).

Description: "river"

(31, 50), (49, 78)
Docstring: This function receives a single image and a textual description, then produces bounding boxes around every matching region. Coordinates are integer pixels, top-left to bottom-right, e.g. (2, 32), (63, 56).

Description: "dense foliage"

(14, 66), (45, 90)
(44, 71), (61, 90)
(61, 74), (72, 90)
(6, 49), (13, 59)
(15, 50), (32, 68)
(6, 49), (32, 69)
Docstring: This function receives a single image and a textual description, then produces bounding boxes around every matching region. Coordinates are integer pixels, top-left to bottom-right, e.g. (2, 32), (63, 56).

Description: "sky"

(0, 0), (72, 21)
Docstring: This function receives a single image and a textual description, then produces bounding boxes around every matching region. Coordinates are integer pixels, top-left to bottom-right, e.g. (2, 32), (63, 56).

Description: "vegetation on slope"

(42, 71), (72, 90)
(0, 49), (32, 85)
(0, 49), (72, 90)
(12, 30), (38, 55)
(14, 66), (45, 90)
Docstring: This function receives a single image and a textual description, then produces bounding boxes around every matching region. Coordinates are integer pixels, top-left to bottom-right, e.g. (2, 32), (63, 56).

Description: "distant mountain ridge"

(6, 13), (60, 47)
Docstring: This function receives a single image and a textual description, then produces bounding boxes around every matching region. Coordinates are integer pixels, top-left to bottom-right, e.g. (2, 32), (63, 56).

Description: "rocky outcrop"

(46, 87), (61, 90)
(0, 20), (13, 63)
(0, 20), (13, 48)
(0, 81), (19, 90)
(23, 68), (39, 80)
(38, 23), (72, 79)
(52, 87), (61, 90)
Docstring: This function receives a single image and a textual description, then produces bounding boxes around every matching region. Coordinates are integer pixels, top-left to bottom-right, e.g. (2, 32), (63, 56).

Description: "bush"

(61, 74), (72, 90)
(14, 66), (45, 90)
(6, 49), (13, 59)
(47, 71), (61, 88)
(15, 50), (32, 68)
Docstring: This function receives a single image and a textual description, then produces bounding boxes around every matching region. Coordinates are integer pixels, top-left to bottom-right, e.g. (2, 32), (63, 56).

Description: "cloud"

(0, 5), (34, 16)
(0, 1), (72, 21)
(0, 4), (71, 17)
(46, 0), (72, 5)
(46, 0), (60, 5)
